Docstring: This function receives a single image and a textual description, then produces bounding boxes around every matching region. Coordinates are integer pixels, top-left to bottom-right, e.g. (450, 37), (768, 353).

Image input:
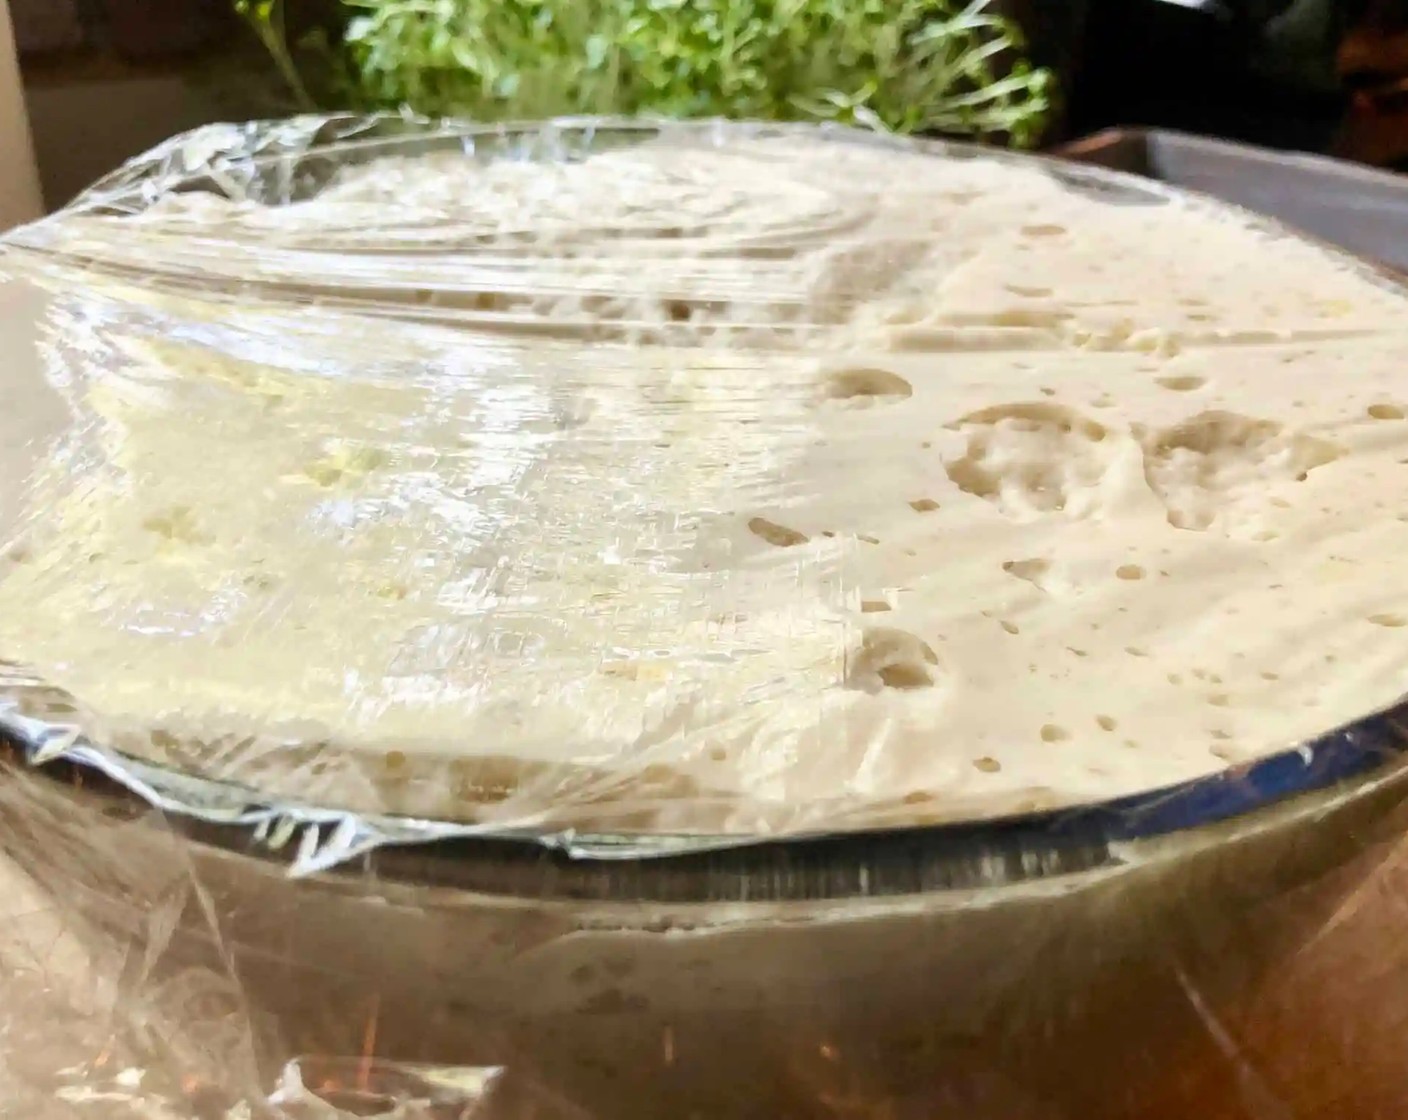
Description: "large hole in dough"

(945, 403), (1118, 520)
(1142, 411), (1342, 532)
(846, 628), (940, 692)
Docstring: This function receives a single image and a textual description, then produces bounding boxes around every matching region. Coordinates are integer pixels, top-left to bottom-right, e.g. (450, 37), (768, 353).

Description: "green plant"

(235, 0), (317, 109)
(233, 0), (367, 112)
(240, 0), (1053, 145)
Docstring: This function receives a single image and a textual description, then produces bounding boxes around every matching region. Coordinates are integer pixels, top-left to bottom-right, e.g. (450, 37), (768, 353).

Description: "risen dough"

(3, 127), (1408, 833)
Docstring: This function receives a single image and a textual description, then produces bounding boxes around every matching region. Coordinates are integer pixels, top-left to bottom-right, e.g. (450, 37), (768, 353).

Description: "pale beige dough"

(2, 130), (1408, 833)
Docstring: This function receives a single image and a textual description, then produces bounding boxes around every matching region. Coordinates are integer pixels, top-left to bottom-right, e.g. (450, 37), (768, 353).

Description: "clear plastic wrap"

(6, 114), (1408, 1120)
(6, 113), (1408, 861)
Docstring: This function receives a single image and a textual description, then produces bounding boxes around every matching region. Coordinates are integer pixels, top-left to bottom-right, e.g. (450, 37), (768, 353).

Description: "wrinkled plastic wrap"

(5, 114), (1408, 1120)
(4, 113), (1408, 862)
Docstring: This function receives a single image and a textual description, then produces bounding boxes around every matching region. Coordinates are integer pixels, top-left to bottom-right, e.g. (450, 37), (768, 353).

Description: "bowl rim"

(6, 700), (1408, 903)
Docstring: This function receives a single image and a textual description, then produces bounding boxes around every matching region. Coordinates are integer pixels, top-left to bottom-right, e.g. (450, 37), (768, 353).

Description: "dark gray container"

(1058, 127), (1408, 275)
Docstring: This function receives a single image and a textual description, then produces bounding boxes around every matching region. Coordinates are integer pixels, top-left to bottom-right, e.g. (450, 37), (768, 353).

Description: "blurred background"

(7, 0), (1408, 209)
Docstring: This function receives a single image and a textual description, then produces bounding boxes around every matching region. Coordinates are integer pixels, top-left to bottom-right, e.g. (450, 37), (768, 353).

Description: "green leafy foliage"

(239, 0), (1053, 145)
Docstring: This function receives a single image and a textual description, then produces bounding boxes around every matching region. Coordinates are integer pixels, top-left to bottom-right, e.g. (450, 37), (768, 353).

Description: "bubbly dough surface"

(4, 128), (1408, 833)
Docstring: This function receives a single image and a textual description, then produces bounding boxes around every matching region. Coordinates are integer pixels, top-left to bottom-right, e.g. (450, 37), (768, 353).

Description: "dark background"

(12, 0), (1408, 178)
(1027, 0), (1408, 166)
